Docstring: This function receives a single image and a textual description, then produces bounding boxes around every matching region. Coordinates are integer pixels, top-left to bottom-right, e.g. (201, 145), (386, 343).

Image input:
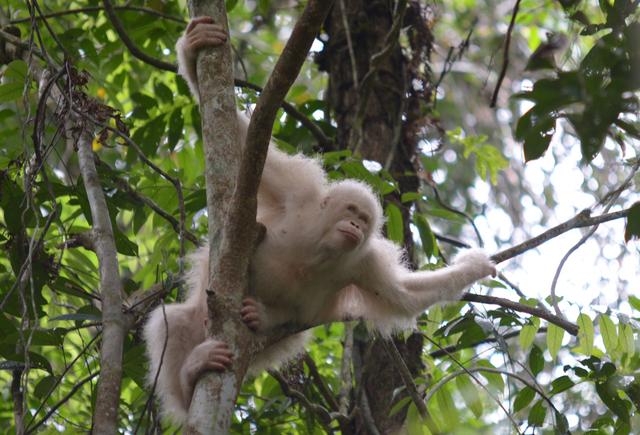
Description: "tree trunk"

(320, 0), (435, 432)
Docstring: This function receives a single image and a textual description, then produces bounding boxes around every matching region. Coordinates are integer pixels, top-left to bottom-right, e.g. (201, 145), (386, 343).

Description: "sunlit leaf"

(456, 375), (483, 418)
(385, 203), (404, 244)
(549, 375), (575, 395)
(529, 345), (544, 376)
(577, 313), (595, 355)
(547, 323), (564, 360)
(528, 399), (547, 427)
(513, 386), (536, 412)
(598, 314), (618, 356)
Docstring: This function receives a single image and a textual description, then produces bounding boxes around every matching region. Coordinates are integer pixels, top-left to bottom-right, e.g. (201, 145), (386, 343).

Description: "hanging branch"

(489, 0), (522, 107)
(102, 0), (176, 71)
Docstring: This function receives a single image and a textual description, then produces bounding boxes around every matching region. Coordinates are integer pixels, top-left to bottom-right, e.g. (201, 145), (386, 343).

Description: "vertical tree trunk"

(320, 1), (434, 432)
(77, 128), (127, 434)
(185, 1), (335, 432)
(183, 1), (245, 433)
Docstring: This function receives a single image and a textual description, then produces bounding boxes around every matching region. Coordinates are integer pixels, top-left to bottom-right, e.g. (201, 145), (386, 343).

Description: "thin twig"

(433, 19), (477, 107)
(106, 166), (200, 246)
(101, 0), (176, 72)
(489, 0), (522, 107)
(31, 0), (69, 59)
(25, 334), (100, 431)
(268, 369), (343, 431)
(236, 79), (333, 149)
(423, 336), (523, 434)
(380, 339), (428, 419)
(303, 353), (341, 412)
(430, 185), (484, 246)
(26, 372), (100, 434)
(549, 159), (640, 316)
(338, 0), (358, 90)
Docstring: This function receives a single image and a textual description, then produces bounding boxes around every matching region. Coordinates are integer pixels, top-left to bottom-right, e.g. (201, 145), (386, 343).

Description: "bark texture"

(320, 1), (435, 432)
(185, 0), (335, 432)
(77, 128), (127, 434)
(184, 1), (245, 433)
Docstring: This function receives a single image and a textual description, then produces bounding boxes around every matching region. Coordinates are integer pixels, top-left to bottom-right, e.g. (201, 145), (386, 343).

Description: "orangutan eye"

(347, 204), (357, 213)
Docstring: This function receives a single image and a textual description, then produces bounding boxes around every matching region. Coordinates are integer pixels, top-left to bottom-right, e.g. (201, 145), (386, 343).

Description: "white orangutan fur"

(144, 17), (496, 423)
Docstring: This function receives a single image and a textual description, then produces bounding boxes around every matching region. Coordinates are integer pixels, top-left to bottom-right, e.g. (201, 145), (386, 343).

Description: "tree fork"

(184, 1), (334, 433)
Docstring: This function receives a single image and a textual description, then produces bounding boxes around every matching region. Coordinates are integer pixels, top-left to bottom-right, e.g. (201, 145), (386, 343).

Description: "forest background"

(0, 0), (639, 433)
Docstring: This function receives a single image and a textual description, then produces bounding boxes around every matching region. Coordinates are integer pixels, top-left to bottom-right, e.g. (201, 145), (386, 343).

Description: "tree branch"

(11, 5), (185, 24)
(303, 353), (341, 412)
(107, 169), (200, 247)
(101, 0), (177, 72)
(268, 369), (342, 431)
(490, 207), (633, 264)
(75, 126), (126, 433)
(462, 293), (578, 336)
(428, 327), (547, 358)
(93, 7), (332, 148)
(183, 0), (244, 431)
(489, 0), (522, 107)
(185, 1), (335, 432)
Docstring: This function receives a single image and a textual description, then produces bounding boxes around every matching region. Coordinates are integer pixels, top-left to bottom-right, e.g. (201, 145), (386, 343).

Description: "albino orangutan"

(144, 17), (496, 423)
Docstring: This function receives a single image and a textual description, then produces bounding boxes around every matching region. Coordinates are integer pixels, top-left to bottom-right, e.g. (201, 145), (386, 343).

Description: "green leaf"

(4, 60), (28, 82)
(598, 314), (618, 355)
(529, 345), (544, 376)
(513, 386), (536, 412)
(456, 375), (483, 418)
(385, 203), (404, 245)
(549, 375), (575, 395)
(167, 109), (184, 151)
(0, 82), (24, 103)
(476, 360), (504, 391)
(515, 109), (556, 162)
(153, 82), (173, 103)
(628, 295), (640, 311)
(113, 227), (139, 257)
(595, 381), (630, 423)
(577, 313), (595, 355)
(547, 323), (565, 360)
(624, 202), (640, 243)
(434, 387), (458, 430)
(50, 313), (101, 323)
(414, 214), (437, 258)
(447, 129), (507, 184)
(619, 323), (634, 356)
(528, 399), (547, 427)
(34, 375), (58, 400)
(388, 396), (411, 417)
(407, 402), (430, 435)
(555, 410), (571, 434)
